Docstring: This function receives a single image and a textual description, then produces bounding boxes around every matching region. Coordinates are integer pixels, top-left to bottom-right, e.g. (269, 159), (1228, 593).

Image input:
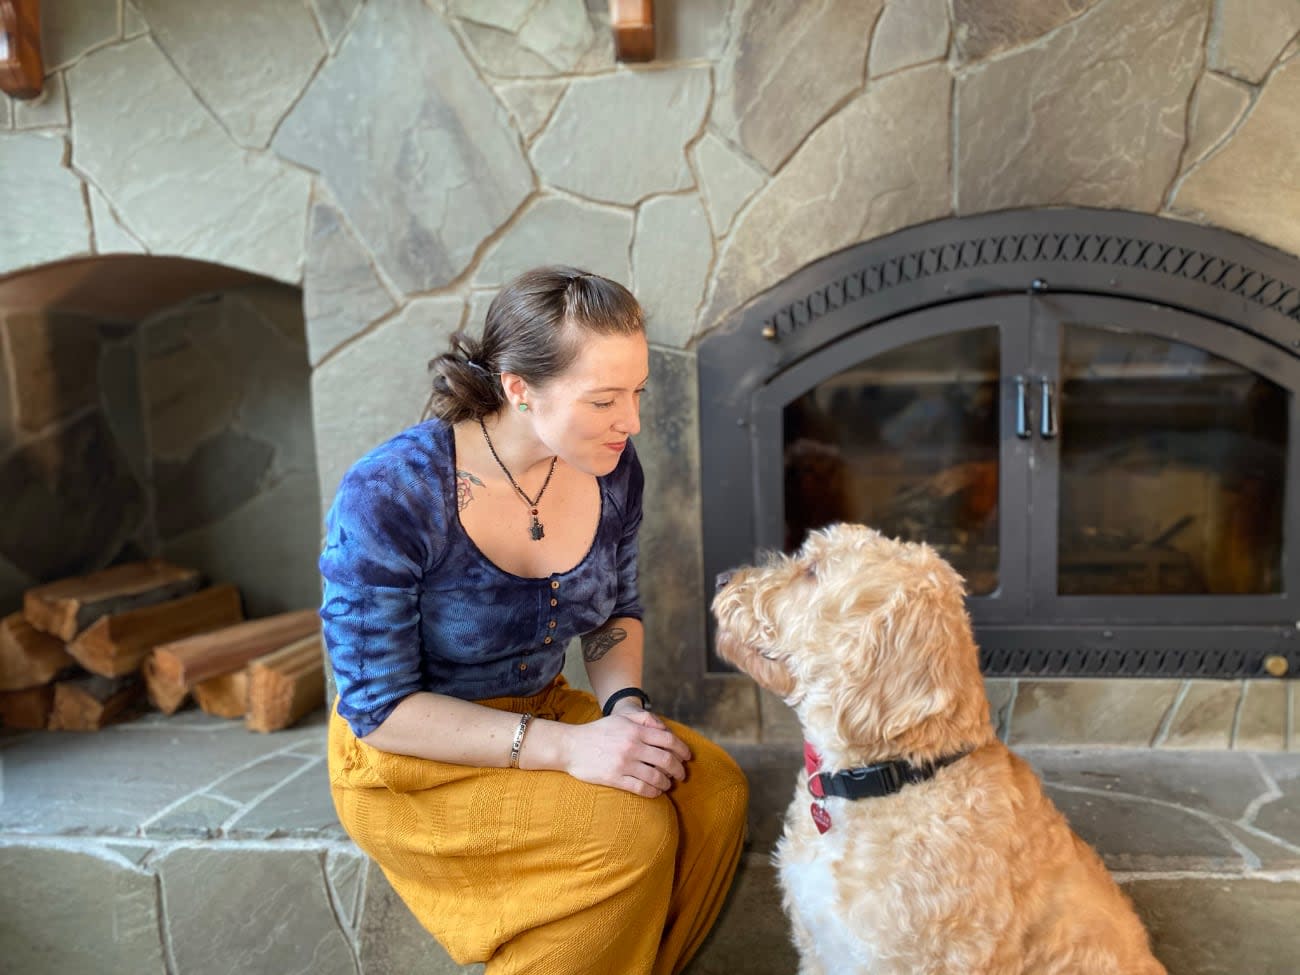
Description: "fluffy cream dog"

(712, 524), (1166, 975)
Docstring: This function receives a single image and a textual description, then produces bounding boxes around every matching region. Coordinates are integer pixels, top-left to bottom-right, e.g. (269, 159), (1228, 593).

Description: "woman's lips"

(605, 441), (627, 452)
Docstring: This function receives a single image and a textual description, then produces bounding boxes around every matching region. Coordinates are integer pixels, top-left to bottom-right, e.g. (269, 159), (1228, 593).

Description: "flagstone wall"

(2, 0), (1298, 729)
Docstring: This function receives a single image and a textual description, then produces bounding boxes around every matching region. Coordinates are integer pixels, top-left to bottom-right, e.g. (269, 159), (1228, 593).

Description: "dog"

(712, 524), (1166, 975)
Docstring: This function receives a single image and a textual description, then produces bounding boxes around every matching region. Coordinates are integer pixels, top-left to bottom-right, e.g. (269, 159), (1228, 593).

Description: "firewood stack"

(0, 560), (324, 734)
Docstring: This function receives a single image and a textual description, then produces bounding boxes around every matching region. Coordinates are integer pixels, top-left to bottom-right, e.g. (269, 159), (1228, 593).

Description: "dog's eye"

(802, 561), (817, 579)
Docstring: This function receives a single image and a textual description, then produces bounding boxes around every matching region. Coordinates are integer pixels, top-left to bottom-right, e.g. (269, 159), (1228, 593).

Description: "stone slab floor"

(2, 709), (1298, 974)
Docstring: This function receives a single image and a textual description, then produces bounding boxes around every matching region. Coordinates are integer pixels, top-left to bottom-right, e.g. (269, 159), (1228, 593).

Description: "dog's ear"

(831, 573), (968, 749)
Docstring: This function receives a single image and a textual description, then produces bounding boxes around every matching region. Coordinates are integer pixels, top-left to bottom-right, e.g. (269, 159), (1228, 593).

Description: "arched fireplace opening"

(700, 209), (1300, 680)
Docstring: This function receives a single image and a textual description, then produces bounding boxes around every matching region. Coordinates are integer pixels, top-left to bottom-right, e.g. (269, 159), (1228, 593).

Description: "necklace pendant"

(529, 517), (545, 541)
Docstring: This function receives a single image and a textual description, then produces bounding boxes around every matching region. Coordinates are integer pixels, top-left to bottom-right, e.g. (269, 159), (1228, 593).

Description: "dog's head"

(712, 523), (990, 764)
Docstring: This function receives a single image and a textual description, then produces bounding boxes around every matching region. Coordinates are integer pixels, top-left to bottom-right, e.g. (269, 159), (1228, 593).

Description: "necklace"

(479, 419), (557, 541)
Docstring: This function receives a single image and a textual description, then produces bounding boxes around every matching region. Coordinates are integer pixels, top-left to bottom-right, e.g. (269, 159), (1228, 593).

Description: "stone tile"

(228, 759), (345, 838)
(161, 469), (324, 618)
(5, 310), (102, 431)
(702, 64), (951, 333)
(1235, 680), (1287, 751)
(1125, 877), (1300, 975)
(203, 752), (313, 805)
(1009, 679), (1178, 747)
(0, 411), (146, 581)
(1173, 57), (1300, 258)
(634, 194), (712, 348)
(153, 428), (275, 538)
(495, 79), (568, 142)
(88, 183), (147, 254)
(723, 743), (801, 853)
(688, 853), (798, 974)
(516, 0), (595, 73)
(1218, 820), (1300, 871)
(141, 792), (241, 838)
(456, 0), (595, 77)
(957, 0), (1206, 215)
(1252, 753), (1300, 847)
(1208, 0), (1300, 85)
(951, 0), (1099, 64)
(869, 0), (950, 78)
(311, 296), (463, 504)
(0, 132), (91, 275)
(713, 0), (884, 173)
(690, 131), (765, 237)
(1161, 680), (1239, 749)
(326, 847), (367, 933)
(0, 843), (166, 974)
(451, 0), (535, 32)
(359, 861), (482, 973)
(474, 194), (633, 289)
(13, 71), (69, 129)
(310, 0), (360, 48)
(1022, 747), (1271, 823)
(158, 847), (355, 975)
(456, 20), (554, 77)
(275, 0), (531, 294)
(1044, 783), (1245, 871)
(41, 0), (120, 70)
(656, 0), (732, 62)
(68, 38), (311, 284)
(1292, 681), (1300, 751)
(124, 2), (148, 38)
(0, 718), (307, 833)
(102, 841), (155, 866)
(1, 94), (12, 128)
(137, 0), (324, 149)
(532, 67), (709, 206)
(1185, 71), (1253, 167)
(983, 677), (1015, 740)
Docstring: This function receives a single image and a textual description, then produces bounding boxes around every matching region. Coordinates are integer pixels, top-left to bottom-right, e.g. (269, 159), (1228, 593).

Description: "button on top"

(548, 620), (557, 629)
(550, 598), (558, 607)
(544, 636), (553, 644)
(519, 662), (528, 672)
(550, 580), (560, 590)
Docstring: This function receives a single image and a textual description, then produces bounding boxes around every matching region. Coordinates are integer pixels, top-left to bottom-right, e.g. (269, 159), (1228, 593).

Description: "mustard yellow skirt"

(327, 677), (749, 975)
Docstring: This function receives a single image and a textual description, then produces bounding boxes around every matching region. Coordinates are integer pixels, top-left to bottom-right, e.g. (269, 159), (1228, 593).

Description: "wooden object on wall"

(0, 610), (74, 690)
(151, 608), (319, 689)
(66, 584), (244, 677)
(193, 670), (249, 719)
(246, 634), (326, 733)
(49, 674), (143, 730)
(0, 0), (43, 99)
(24, 560), (203, 640)
(0, 683), (54, 729)
(610, 0), (654, 62)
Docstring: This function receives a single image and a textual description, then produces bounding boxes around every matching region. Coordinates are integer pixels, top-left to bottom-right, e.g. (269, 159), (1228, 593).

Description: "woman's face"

(526, 330), (649, 476)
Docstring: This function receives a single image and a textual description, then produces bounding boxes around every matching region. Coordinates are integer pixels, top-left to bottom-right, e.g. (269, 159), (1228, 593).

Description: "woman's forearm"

(581, 617), (646, 711)
(360, 691), (572, 771)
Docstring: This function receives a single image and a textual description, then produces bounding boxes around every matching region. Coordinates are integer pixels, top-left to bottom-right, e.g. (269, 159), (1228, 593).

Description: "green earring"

(518, 403), (529, 412)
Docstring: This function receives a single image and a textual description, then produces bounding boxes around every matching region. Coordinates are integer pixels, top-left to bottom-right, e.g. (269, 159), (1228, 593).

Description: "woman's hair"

(425, 266), (645, 424)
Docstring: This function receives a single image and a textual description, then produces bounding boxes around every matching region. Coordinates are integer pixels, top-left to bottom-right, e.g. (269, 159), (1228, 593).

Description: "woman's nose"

(615, 399), (641, 435)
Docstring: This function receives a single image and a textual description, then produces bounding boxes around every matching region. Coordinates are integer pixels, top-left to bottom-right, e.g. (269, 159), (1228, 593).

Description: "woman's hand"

(561, 709), (693, 798)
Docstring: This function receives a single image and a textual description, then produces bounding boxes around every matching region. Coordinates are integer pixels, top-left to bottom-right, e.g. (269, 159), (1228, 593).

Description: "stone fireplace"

(3, 0), (1299, 750)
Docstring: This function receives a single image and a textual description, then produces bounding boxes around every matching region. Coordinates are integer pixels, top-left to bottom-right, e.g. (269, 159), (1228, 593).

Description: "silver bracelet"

(508, 712), (533, 769)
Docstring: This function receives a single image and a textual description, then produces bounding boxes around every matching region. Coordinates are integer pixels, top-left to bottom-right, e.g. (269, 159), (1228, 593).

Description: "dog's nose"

(715, 570), (734, 592)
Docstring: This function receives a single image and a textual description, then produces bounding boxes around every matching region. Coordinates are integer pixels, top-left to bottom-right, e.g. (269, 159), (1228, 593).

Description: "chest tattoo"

(455, 469), (484, 511)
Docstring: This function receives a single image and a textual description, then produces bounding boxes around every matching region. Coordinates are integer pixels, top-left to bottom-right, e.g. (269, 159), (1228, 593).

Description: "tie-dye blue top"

(319, 419), (645, 738)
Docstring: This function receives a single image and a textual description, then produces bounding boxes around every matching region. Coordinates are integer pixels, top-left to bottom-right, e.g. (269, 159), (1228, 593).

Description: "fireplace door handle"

(1015, 376), (1031, 439)
(1039, 378), (1058, 439)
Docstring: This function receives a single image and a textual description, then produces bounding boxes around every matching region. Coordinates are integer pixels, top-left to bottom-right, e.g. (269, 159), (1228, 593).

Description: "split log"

(65, 584), (243, 678)
(246, 634), (326, 733)
(0, 610), (76, 690)
(49, 674), (143, 731)
(610, 0), (655, 61)
(0, 0), (44, 99)
(24, 559), (203, 640)
(151, 608), (319, 689)
(193, 670), (249, 720)
(142, 654), (189, 715)
(0, 683), (54, 729)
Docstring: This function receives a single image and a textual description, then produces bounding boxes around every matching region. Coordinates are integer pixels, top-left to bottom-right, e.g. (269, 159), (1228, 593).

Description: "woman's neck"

(474, 411), (556, 482)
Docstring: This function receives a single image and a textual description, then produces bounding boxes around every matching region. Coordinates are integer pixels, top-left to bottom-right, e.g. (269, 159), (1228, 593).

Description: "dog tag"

(810, 802), (832, 834)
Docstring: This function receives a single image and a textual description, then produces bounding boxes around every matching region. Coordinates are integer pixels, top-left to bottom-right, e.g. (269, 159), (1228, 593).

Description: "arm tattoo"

(455, 470), (484, 511)
(582, 626), (627, 662)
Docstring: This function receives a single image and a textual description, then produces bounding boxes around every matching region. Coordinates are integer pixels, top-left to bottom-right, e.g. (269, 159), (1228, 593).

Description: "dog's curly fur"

(712, 524), (1166, 975)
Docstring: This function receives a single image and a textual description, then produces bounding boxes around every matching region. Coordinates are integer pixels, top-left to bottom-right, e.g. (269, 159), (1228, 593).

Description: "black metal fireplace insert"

(699, 208), (1300, 678)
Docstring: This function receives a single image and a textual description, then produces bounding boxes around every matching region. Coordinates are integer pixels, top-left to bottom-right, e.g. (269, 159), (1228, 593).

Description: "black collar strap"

(809, 751), (968, 801)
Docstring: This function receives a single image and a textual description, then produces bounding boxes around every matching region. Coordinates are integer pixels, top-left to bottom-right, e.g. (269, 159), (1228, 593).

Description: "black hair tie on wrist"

(602, 687), (651, 717)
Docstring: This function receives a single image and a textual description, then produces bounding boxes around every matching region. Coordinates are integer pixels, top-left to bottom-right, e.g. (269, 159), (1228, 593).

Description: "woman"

(322, 266), (749, 974)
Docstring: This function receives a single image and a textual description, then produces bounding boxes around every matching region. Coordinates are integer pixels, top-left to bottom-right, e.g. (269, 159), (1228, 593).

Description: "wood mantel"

(0, 0), (43, 99)
(610, 0), (654, 62)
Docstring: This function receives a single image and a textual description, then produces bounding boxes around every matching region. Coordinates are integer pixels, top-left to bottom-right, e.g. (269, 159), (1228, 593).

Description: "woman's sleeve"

(610, 446), (645, 621)
(319, 465), (432, 738)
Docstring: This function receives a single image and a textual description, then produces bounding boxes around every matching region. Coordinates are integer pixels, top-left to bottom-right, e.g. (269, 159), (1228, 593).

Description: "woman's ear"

(499, 371), (528, 409)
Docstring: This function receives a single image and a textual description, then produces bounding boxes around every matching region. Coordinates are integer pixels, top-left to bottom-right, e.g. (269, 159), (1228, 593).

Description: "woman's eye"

(593, 400), (614, 409)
